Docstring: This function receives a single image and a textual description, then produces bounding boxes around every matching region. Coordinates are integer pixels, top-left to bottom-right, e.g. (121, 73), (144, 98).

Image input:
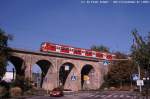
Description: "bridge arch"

(32, 59), (53, 88)
(8, 56), (25, 79)
(81, 64), (96, 90)
(59, 61), (78, 90)
(2, 61), (16, 82)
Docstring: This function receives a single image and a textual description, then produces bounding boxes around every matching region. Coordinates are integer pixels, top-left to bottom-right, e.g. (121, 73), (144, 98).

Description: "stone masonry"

(8, 48), (109, 91)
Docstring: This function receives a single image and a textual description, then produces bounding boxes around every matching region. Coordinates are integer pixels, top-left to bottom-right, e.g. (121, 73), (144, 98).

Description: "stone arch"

(2, 61), (16, 82)
(32, 59), (53, 88)
(59, 61), (78, 90)
(32, 57), (56, 72)
(31, 64), (42, 88)
(8, 56), (25, 79)
(81, 64), (96, 90)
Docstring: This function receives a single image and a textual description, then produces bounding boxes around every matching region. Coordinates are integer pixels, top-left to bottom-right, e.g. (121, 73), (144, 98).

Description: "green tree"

(131, 30), (150, 95)
(91, 45), (109, 52)
(105, 52), (137, 88)
(131, 30), (150, 70)
(0, 28), (12, 77)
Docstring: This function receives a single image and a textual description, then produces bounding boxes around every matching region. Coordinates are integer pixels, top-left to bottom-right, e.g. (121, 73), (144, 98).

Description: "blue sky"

(0, 0), (150, 54)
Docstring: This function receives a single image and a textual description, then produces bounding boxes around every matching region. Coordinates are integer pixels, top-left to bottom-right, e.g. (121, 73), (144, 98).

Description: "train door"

(81, 50), (85, 56)
(56, 45), (61, 52)
(102, 53), (107, 59)
(92, 51), (96, 57)
(69, 48), (74, 54)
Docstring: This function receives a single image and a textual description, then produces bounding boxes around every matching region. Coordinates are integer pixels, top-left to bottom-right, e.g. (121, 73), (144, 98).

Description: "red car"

(50, 88), (64, 97)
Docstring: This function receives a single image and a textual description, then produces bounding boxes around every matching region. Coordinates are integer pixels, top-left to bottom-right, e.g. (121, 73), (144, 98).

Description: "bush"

(9, 87), (22, 97)
(10, 76), (32, 92)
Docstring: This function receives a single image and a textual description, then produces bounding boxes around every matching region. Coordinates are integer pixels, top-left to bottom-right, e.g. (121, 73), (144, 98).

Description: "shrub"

(10, 76), (32, 92)
(9, 87), (22, 97)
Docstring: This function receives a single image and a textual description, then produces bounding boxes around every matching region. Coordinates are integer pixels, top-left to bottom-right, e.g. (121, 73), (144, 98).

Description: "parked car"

(50, 87), (64, 97)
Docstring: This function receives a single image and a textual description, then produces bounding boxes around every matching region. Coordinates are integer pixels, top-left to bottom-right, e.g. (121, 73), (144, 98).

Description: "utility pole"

(137, 63), (142, 93)
(145, 63), (150, 99)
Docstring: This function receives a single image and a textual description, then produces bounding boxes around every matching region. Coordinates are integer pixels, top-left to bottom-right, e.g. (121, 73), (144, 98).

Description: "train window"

(61, 47), (68, 51)
(62, 47), (65, 50)
(93, 52), (96, 55)
(92, 51), (96, 57)
(86, 51), (92, 55)
(69, 48), (74, 54)
(82, 50), (85, 53)
(74, 49), (81, 54)
(69, 48), (74, 51)
(100, 53), (103, 57)
(51, 45), (55, 48)
(66, 48), (69, 50)
(56, 45), (61, 52)
(56, 46), (61, 49)
(96, 52), (103, 58)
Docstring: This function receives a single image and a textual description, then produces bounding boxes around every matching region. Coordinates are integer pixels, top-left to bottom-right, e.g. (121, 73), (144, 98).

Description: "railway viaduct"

(7, 48), (110, 91)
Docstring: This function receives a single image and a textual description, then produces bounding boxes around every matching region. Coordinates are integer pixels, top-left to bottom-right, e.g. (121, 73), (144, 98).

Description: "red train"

(40, 42), (115, 60)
